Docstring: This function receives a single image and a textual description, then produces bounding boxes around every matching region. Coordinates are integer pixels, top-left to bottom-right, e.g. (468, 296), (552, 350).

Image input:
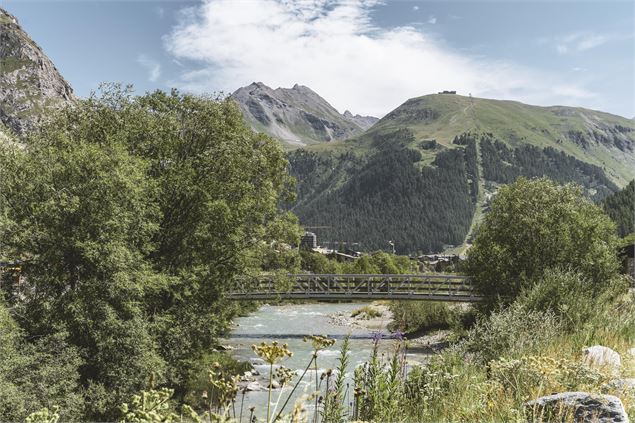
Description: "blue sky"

(4, 0), (634, 118)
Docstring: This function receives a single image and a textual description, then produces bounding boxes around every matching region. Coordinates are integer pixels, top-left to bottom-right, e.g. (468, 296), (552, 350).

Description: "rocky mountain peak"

(231, 82), (378, 147)
(1, 7), (75, 134)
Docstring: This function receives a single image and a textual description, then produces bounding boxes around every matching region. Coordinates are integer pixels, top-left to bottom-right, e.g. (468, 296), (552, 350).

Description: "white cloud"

(137, 54), (161, 83)
(554, 32), (613, 55)
(164, 0), (596, 116)
(427, 15), (436, 24)
(413, 5), (419, 11)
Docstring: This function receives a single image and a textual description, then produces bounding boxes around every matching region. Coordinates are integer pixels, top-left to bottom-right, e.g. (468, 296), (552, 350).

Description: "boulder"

(582, 346), (621, 376)
(244, 382), (262, 392)
(525, 392), (628, 423)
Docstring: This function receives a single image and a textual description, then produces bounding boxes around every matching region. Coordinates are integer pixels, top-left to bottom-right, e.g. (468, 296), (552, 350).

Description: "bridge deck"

(227, 274), (482, 302)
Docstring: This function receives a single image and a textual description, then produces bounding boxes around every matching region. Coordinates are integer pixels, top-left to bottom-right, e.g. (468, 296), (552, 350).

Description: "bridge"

(227, 274), (482, 302)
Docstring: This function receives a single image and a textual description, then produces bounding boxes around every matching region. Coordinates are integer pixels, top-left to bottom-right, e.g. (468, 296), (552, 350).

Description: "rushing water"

(222, 302), (432, 421)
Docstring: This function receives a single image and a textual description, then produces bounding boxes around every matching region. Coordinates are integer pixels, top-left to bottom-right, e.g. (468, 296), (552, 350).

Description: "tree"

(463, 177), (620, 312)
(0, 84), (295, 419)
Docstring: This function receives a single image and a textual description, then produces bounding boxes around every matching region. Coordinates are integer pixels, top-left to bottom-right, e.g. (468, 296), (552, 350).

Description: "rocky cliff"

(0, 7), (74, 134)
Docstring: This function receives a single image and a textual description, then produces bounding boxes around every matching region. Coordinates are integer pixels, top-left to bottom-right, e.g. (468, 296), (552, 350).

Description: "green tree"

(0, 85), (295, 419)
(464, 177), (620, 312)
(602, 179), (635, 237)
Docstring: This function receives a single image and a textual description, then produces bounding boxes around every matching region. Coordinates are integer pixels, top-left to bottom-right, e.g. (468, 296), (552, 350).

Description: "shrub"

(489, 355), (605, 403)
(389, 301), (458, 333)
(460, 302), (562, 364)
(351, 305), (383, 319)
(519, 268), (630, 331)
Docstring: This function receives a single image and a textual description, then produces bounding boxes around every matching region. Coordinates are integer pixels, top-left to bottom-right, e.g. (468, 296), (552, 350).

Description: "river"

(221, 302), (436, 421)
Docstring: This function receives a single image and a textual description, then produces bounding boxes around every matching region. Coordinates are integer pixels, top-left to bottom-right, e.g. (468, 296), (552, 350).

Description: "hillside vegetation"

(288, 94), (635, 253)
(602, 180), (635, 237)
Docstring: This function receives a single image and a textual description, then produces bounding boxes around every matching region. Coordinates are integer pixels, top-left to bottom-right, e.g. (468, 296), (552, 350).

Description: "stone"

(268, 379), (280, 389)
(215, 344), (234, 351)
(244, 382), (262, 392)
(525, 392), (628, 423)
(582, 345), (621, 375)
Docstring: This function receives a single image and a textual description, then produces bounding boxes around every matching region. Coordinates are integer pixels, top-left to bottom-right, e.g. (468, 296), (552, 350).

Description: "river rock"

(268, 380), (280, 389)
(602, 378), (635, 396)
(582, 345), (621, 375)
(245, 382), (262, 392)
(215, 344), (234, 351)
(525, 392), (628, 423)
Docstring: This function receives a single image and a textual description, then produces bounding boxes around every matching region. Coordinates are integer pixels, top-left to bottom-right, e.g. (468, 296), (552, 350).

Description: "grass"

(350, 305), (383, 319)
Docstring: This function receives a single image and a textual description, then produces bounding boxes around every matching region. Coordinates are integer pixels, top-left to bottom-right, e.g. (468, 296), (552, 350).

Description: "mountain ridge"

(231, 82), (378, 148)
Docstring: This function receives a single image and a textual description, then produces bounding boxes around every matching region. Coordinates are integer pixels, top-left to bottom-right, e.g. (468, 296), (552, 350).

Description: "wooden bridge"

(226, 274), (482, 302)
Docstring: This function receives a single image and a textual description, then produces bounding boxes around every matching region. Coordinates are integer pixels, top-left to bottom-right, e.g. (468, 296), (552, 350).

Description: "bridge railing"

(227, 274), (482, 302)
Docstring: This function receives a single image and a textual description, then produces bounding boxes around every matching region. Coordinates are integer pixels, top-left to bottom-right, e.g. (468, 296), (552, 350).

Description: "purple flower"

(392, 330), (404, 341)
(371, 331), (384, 342)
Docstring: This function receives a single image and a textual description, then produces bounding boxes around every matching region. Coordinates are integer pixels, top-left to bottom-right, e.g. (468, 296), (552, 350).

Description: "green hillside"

(288, 94), (635, 253)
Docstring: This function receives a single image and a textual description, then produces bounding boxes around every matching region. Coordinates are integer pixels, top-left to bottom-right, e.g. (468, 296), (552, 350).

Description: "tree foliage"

(0, 85), (297, 420)
(602, 179), (635, 237)
(289, 130), (477, 253)
(464, 177), (620, 312)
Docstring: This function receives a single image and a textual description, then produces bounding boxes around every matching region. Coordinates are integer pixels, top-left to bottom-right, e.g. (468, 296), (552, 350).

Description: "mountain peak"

(0, 6), (74, 134)
(231, 83), (377, 147)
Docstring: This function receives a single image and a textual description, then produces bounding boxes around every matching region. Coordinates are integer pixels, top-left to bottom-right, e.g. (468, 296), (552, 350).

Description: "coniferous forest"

(288, 130), (620, 254)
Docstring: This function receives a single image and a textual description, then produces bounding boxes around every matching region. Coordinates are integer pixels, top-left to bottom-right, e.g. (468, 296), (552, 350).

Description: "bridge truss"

(226, 274), (482, 302)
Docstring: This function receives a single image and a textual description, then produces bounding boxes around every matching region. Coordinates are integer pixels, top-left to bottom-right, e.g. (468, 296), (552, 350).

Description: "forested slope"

(288, 94), (635, 254)
(602, 180), (635, 237)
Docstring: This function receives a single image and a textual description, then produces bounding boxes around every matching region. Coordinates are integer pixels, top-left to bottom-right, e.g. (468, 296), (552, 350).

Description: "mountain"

(231, 82), (377, 148)
(288, 93), (635, 254)
(0, 7), (74, 135)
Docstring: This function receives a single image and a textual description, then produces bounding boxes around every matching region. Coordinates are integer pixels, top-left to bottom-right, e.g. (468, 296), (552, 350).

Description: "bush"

(351, 305), (383, 319)
(464, 177), (620, 312)
(489, 355), (605, 403)
(519, 268), (630, 331)
(389, 301), (458, 333)
(460, 302), (562, 364)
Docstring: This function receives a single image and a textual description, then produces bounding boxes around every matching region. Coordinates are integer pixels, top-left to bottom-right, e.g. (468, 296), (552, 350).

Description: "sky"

(4, 0), (634, 118)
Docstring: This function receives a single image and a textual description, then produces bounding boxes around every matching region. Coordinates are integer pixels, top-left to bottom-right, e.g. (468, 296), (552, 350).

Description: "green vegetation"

(602, 180), (635, 237)
(351, 305), (383, 319)
(464, 177), (620, 312)
(0, 85), (300, 421)
(299, 249), (417, 274)
(13, 175), (634, 422)
(290, 129), (477, 253)
(389, 301), (460, 333)
(285, 93), (635, 255)
(479, 135), (617, 201)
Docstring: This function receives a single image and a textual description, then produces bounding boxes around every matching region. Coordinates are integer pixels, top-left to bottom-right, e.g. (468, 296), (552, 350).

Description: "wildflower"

(252, 341), (293, 364)
(303, 335), (336, 355)
(371, 331), (383, 343)
(274, 366), (296, 386)
(392, 330), (404, 341)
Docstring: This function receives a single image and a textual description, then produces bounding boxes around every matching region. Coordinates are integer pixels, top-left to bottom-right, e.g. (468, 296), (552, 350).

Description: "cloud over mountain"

(165, 0), (595, 117)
